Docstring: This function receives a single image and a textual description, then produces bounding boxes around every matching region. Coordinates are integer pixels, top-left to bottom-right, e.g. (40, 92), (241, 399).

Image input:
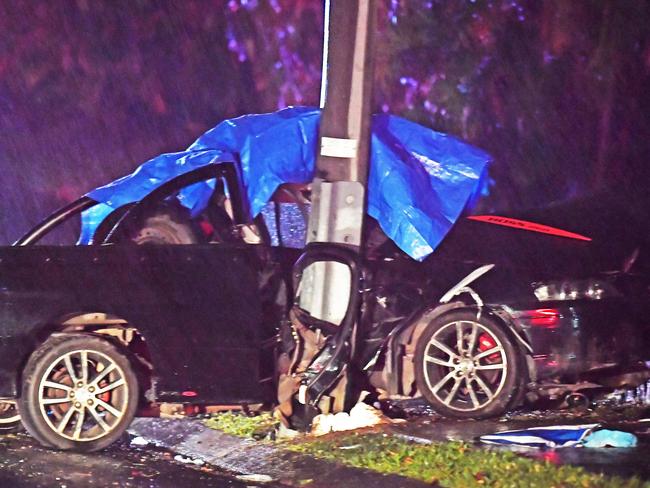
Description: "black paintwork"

(0, 243), (284, 402)
(1, 165), (649, 408)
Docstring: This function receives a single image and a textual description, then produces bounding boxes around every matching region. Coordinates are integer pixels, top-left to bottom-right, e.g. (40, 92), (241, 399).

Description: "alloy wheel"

(422, 320), (508, 412)
(38, 349), (129, 442)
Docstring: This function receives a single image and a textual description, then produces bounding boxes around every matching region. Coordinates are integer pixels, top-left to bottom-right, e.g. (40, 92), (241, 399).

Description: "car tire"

(414, 310), (522, 419)
(129, 205), (203, 245)
(0, 400), (22, 434)
(19, 334), (139, 452)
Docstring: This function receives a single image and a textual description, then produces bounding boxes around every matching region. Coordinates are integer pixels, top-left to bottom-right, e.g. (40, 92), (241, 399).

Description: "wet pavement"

(0, 432), (270, 488)
(127, 417), (428, 488)
(4, 402), (650, 486)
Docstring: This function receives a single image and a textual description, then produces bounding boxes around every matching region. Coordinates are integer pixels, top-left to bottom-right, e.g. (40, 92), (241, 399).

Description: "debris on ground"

(276, 422), (300, 440)
(480, 424), (639, 449)
(159, 404), (186, 419)
(173, 454), (205, 466)
(204, 411), (278, 439)
(583, 429), (638, 448)
(310, 402), (395, 436)
(479, 424), (598, 448)
(235, 473), (274, 483)
(129, 436), (149, 447)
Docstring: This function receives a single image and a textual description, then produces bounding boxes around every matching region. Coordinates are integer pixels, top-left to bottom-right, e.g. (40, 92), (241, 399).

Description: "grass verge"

(286, 432), (649, 488)
(204, 411), (278, 439)
(204, 413), (649, 487)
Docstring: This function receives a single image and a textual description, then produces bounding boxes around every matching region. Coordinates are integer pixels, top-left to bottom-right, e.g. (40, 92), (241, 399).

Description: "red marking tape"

(468, 215), (591, 241)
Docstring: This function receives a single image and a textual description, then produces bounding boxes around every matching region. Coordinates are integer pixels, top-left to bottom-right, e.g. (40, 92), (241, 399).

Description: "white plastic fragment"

(236, 474), (274, 483)
(174, 454), (204, 465)
(129, 436), (149, 447)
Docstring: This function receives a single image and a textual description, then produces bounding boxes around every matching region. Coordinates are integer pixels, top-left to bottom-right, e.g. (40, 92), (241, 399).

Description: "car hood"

(432, 195), (647, 280)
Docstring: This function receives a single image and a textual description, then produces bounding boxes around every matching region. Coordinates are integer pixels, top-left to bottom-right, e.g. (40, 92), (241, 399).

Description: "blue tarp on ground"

(83, 107), (491, 260)
(479, 424), (638, 449)
(480, 424), (599, 449)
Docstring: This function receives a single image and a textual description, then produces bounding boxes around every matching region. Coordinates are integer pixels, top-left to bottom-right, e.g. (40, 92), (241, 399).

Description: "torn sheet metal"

(83, 107), (491, 260)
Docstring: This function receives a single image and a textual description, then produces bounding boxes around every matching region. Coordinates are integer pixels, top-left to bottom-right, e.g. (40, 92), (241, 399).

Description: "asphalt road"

(0, 432), (265, 488)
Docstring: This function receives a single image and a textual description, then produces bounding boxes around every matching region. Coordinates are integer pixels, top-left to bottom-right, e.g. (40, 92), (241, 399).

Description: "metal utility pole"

(295, 0), (376, 413)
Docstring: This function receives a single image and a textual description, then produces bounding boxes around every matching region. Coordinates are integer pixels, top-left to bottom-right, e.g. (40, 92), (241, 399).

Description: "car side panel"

(0, 244), (269, 403)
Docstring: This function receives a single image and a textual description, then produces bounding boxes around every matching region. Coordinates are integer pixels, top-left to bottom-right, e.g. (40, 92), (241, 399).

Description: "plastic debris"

(608, 380), (650, 405)
(173, 454), (205, 465)
(236, 473), (274, 483)
(582, 429), (638, 448)
(310, 402), (390, 436)
(129, 436), (149, 447)
(275, 422), (300, 440)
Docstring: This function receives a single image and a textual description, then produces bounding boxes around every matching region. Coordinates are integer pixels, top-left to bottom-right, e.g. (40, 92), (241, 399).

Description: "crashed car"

(1, 108), (649, 451)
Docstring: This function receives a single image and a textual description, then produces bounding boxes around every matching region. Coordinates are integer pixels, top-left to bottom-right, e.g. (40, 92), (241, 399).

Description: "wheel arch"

(384, 302), (534, 398)
(16, 311), (155, 401)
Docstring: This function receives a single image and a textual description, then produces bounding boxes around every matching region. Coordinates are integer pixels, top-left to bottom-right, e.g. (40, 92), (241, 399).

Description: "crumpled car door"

(276, 243), (362, 425)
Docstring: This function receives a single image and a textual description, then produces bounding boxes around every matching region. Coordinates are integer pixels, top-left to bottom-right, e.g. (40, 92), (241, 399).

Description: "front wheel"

(19, 335), (139, 452)
(414, 310), (522, 419)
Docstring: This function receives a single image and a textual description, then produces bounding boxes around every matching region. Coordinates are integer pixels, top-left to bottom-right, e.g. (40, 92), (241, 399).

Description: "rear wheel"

(19, 335), (138, 452)
(414, 310), (522, 419)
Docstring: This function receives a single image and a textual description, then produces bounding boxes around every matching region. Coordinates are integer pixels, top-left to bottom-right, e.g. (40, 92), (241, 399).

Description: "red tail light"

(517, 308), (560, 328)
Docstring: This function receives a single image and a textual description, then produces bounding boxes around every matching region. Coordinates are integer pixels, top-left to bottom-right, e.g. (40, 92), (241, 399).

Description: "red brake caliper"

(98, 380), (111, 403)
(478, 333), (500, 361)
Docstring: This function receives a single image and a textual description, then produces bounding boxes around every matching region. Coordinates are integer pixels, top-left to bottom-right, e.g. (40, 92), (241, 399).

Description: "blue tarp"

(82, 107), (491, 260)
(480, 424), (598, 449)
(479, 424), (638, 449)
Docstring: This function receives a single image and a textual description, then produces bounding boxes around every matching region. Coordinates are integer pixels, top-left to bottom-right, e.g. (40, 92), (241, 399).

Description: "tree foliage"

(380, 0), (650, 209)
(1, 0), (649, 242)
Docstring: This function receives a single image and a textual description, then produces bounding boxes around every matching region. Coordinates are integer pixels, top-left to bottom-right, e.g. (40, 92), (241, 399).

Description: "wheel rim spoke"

(63, 354), (79, 384)
(80, 351), (89, 384)
(444, 378), (463, 406)
(72, 408), (85, 440)
(43, 381), (72, 392)
(430, 338), (460, 360)
(466, 323), (478, 355)
(42, 397), (71, 405)
(466, 377), (480, 408)
(432, 370), (457, 394)
(475, 363), (505, 371)
(455, 322), (464, 355)
(474, 346), (504, 361)
(56, 407), (75, 433)
(474, 374), (495, 400)
(94, 398), (122, 418)
(90, 363), (116, 387)
(424, 354), (455, 367)
(88, 406), (110, 432)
